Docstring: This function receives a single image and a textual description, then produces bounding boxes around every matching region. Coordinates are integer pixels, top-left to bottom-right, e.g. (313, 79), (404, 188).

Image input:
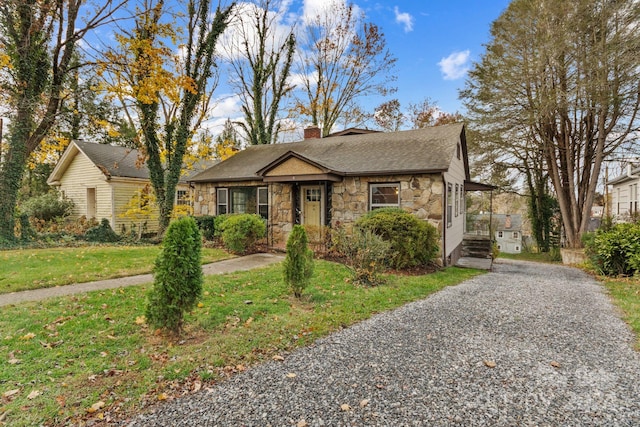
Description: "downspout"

(441, 172), (447, 266)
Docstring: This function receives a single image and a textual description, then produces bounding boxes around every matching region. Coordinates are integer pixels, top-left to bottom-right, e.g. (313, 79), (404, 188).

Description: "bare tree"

(222, 0), (295, 145)
(462, 0), (640, 248)
(294, 0), (396, 137)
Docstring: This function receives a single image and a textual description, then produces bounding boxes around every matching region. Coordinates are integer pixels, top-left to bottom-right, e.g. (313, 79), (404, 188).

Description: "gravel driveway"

(124, 259), (640, 426)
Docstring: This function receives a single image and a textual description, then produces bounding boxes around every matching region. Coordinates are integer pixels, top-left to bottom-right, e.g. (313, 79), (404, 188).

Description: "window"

(217, 187), (268, 219)
(455, 184), (459, 217)
(513, 231), (518, 239)
(447, 182), (453, 228)
(456, 143), (461, 160)
(515, 246), (520, 251)
(176, 190), (189, 206)
(459, 184), (464, 215)
(498, 231), (503, 238)
(370, 183), (400, 209)
(217, 188), (228, 215)
(258, 187), (269, 219)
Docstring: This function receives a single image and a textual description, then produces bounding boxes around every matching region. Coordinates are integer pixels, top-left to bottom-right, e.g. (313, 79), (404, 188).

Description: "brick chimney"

(505, 215), (512, 229)
(304, 126), (321, 139)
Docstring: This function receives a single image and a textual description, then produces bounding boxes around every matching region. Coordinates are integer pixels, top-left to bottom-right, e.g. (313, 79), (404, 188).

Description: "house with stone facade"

(189, 123), (474, 266)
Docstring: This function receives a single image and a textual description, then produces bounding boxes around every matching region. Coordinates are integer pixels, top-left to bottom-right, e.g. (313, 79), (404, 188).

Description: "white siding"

(57, 152), (112, 223)
(442, 140), (467, 261)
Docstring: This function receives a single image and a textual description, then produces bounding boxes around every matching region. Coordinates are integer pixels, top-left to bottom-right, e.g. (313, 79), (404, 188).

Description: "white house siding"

(57, 152), (112, 223)
(442, 140), (467, 263)
(611, 177), (639, 220)
(110, 179), (160, 234)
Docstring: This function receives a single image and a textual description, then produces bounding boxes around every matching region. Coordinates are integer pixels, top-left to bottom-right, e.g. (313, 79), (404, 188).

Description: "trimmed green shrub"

(84, 218), (120, 243)
(194, 215), (216, 240)
(584, 222), (640, 276)
(20, 191), (74, 221)
(355, 207), (439, 269)
(283, 225), (314, 297)
(219, 214), (266, 254)
(332, 226), (391, 286)
(146, 216), (203, 334)
(213, 214), (230, 238)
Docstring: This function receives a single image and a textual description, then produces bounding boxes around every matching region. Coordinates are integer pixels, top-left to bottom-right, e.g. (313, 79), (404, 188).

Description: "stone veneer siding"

(193, 174), (444, 247)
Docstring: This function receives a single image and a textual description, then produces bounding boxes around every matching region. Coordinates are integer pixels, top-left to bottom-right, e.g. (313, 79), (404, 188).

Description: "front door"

(301, 186), (322, 240)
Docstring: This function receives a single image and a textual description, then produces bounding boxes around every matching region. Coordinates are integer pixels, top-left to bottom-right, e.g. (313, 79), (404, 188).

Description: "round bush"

(20, 191), (74, 221)
(219, 214), (266, 254)
(584, 222), (640, 276)
(355, 207), (439, 269)
(84, 218), (120, 243)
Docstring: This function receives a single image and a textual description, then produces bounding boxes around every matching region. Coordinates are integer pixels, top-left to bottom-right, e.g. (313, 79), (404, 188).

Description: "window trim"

(217, 186), (268, 219)
(369, 182), (400, 210)
(455, 184), (459, 217)
(446, 182), (453, 228)
(498, 231), (503, 238)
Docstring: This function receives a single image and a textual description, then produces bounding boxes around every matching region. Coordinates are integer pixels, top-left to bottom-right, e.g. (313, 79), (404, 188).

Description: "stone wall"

(193, 174), (444, 247)
(331, 174), (443, 232)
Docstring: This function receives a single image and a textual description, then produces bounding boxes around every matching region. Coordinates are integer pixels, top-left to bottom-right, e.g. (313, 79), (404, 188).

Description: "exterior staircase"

(457, 234), (493, 270)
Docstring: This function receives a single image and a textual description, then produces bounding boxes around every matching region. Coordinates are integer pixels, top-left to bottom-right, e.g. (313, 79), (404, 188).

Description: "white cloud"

(394, 6), (414, 33)
(438, 50), (471, 80)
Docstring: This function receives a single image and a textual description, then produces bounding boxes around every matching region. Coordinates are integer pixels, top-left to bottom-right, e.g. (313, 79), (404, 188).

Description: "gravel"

(123, 259), (640, 426)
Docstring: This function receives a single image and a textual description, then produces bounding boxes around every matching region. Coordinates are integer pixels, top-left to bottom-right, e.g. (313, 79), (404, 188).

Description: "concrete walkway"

(0, 253), (284, 307)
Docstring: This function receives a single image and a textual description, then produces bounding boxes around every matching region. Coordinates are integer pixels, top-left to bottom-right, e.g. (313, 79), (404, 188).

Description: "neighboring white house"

(493, 214), (523, 254)
(609, 165), (640, 221)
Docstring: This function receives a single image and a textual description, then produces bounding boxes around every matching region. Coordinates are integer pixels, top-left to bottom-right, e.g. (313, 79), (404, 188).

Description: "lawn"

(0, 260), (482, 426)
(602, 275), (640, 350)
(0, 246), (230, 294)
(497, 251), (561, 263)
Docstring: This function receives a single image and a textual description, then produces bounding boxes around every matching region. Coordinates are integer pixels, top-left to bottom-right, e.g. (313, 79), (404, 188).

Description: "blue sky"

(208, 0), (512, 133)
(355, 0), (511, 114)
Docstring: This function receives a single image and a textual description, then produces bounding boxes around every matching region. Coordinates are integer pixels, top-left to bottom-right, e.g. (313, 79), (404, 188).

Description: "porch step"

(461, 235), (493, 259)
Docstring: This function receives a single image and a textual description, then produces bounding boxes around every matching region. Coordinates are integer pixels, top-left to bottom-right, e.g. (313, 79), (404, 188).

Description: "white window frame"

(513, 231), (518, 239)
(498, 231), (503, 238)
(257, 187), (268, 219)
(369, 183), (400, 210)
(217, 188), (228, 215)
(446, 182), (453, 228)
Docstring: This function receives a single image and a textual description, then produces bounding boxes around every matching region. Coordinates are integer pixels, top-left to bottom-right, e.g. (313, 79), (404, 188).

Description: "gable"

(264, 157), (324, 177)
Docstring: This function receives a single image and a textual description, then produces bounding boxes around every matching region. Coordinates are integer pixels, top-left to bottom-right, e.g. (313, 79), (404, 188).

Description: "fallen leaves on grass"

(27, 390), (41, 400)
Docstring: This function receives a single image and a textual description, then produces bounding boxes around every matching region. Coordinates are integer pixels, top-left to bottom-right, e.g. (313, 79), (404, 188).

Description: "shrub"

(146, 216), (203, 334)
(283, 225), (314, 298)
(355, 208), (439, 269)
(584, 222), (640, 276)
(20, 191), (74, 221)
(219, 214), (266, 254)
(213, 214), (230, 238)
(18, 214), (36, 242)
(84, 218), (120, 243)
(332, 226), (391, 286)
(194, 215), (216, 240)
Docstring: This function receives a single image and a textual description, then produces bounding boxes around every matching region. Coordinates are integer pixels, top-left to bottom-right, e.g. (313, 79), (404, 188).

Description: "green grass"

(603, 275), (640, 349)
(0, 261), (483, 426)
(0, 246), (230, 294)
(497, 251), (561, 263)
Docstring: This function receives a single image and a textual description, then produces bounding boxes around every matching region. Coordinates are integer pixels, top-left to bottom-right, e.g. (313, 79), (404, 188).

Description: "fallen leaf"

(340, 403), (352, 411)
(20, 333), (35, 340)
(87, 401), (105, 413)
(286, 373), (296, 378)
(192, 381), (202, 393)
(135, 316), (146, 325)
(157, 393), (168, 401)
(484, 360), (497, 368)
(27, 390), (41, 400)
(360, 399), (370, 407)
(197, 302), (204, 308)
(245, 317), (254, 326)
(272, 355), (285, 361)
(8, 358), (20, 365)
(550, 361), (561, 368)
(297, 420), (308, 427)
(56, 395), (66, 407)
(3, 389), (19, 398)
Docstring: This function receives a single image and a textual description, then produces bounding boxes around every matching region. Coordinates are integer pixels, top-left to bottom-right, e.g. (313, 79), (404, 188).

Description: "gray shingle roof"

(75, 140), (149, 179)
(190, 123), (466, 182)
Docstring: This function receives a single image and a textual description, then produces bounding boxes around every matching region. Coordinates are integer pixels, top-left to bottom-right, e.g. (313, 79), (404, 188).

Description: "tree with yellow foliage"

(100, 0), (233, 235)
(0, 0), (127, 242)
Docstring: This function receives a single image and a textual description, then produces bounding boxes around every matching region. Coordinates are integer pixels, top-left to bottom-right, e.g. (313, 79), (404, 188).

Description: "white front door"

(301, 186), (323, 239)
